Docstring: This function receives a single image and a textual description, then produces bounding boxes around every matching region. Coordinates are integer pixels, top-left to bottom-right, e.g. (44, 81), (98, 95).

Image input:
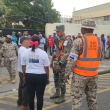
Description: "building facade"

(72, 2), (110, 25)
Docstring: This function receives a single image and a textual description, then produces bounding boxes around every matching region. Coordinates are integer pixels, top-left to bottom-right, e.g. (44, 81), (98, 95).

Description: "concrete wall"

(45, 23), (110, 40)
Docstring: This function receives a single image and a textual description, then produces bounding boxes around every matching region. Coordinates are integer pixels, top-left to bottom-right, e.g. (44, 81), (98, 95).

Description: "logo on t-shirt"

(29, 55), (39, 63)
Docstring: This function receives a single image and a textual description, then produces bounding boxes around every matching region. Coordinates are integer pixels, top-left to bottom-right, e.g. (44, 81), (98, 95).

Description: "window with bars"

(104, 16), (110, 21)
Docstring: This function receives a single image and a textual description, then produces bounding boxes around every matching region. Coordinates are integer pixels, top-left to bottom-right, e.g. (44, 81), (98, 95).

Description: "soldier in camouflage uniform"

(0, 35), (18, 84)
(50, 25), (72, 104)
(0, 30), (5, 67)
(65, 19), (103, 110)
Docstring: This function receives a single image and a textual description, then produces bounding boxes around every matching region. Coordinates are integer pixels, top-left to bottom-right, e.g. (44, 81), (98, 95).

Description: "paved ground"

(0, 73), (110, 110)
(0, 59), (110, 110)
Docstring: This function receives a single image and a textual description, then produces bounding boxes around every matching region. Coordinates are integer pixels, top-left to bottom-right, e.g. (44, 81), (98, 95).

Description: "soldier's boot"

(12, 75), (16, 84)
(55, 94), (65, 104)
(8, 75), (13, 82)
(50, 89), (60, 99)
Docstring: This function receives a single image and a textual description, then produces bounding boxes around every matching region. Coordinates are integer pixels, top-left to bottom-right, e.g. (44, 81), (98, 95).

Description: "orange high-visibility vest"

(73, 35), (102, 77)
(54, 35), (69, 61)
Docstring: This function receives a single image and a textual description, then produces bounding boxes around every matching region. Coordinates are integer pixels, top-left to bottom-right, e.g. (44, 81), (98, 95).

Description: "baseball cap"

(12, 31), (16, 33)
(68, 33), (71, 36)
(18, 32), (22, 35)
(54, 25), (65, 32)
(20, 36), (30, 44)
(80, 19), (98, 29)
(39, 34), (42, 37)
(53, 32), (56, 34)
(49, 34), (51, 36)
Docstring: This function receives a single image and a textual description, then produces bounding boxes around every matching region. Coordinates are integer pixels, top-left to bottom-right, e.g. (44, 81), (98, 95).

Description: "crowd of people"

(0, 18), (108, 110)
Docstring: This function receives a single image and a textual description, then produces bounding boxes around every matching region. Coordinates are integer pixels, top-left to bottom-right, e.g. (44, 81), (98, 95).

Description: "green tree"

(0, 0), (6, 17)
(2, 0), (61, 29)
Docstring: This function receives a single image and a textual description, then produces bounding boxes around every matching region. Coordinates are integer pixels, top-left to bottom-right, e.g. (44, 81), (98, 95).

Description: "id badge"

(63, 40), (68, 46)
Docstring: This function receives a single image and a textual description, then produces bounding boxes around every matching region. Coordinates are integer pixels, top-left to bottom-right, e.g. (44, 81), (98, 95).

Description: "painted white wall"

(45, 23), (110, 40)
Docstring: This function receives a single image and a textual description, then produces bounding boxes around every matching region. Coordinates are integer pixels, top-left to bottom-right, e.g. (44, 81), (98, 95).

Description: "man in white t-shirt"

(17, 36), (30, 109)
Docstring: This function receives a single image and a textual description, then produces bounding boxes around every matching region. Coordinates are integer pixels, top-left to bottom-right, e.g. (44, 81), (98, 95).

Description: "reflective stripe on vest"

(75, 65), (98, 71)
(54, 35), (69, 61)
(73, 35), (102, 76)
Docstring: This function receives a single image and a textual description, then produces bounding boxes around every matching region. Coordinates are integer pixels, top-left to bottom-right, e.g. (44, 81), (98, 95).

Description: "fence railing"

(0, 28), (45, 37)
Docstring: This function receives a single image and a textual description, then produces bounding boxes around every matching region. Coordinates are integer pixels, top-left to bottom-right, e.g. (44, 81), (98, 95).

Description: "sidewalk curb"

(98, 70), (110, 75)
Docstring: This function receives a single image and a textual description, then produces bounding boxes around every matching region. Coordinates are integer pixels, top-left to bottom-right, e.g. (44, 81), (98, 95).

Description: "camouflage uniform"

(0, 41), (18, 83)
(65, 33), (103, 110)
(0, 36), (5, 67)
(51, 33), (72, 103)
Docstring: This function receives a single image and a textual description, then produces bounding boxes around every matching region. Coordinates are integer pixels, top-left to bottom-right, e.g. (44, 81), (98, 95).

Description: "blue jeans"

(49, 47), (53, 56)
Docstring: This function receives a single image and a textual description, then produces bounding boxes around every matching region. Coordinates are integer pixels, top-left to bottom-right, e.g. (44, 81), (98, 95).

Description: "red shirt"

(48, 37), (54, 47)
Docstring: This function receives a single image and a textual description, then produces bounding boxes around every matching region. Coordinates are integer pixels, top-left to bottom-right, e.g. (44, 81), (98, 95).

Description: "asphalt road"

(0, 73), (110, 110)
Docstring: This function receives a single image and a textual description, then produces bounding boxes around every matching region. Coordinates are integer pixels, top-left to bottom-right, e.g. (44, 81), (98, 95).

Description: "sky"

(52, 0), (110, 16)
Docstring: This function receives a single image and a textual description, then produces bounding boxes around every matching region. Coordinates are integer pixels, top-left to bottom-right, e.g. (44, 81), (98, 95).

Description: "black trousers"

(17, 72), (29, 106)
(25, 73), (47, 110)
(44, 45), (47, 53)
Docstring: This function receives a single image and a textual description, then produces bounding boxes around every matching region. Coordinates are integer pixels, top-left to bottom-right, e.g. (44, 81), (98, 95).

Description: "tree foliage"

(0, 0), (6, 17)
(1, 0), (61, 29)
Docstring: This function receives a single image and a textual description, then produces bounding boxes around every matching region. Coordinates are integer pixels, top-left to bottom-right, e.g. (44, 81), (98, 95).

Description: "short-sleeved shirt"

(48, 37), (54, 47)
(10, 35), (17, 44)
(39, 37), (45, 47)
(101, 37), (106, 47)
(18, 46), (27, 73)
(21, 48), (50, 74)
(53, 36), (57, 40)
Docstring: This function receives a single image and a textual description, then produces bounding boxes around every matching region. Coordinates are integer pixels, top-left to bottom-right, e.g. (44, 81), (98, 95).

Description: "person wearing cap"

(48, 34), (54, 56)
(72, 34), (76, 41)
(38, 32), (41, 37)
(53, 32), (57, 41)
(10, 31), (18, 44)
(0, 35), (18, 84)
(39, 34), (45, 50)
(23, 31), (28, 37)
(0, 30), (5, 67)
(26, 31), (31, 38)
(67, 33), (73, 42)
(18, 32), (22, 48)
(50, 25), (72, 104)
(65, 19), (103, 110)
(17, 36), (30, 109)
(77, 33), (81, 38)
